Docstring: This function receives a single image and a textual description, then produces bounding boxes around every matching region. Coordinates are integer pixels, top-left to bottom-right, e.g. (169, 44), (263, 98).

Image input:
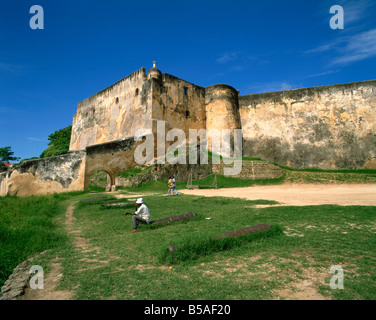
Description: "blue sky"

(1, 0), (375, 161)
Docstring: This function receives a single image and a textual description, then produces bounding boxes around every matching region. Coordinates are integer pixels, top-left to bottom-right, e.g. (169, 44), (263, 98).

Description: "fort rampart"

(1, 62), (375, 196)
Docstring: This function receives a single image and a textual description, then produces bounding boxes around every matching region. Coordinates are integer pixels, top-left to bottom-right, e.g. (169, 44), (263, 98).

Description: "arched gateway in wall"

(0, 137), (145, 196)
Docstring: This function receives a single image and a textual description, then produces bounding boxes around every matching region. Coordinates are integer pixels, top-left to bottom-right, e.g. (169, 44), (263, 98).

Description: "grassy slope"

(58, 193), (375, 300)
(1, 174), (376, 300)
(0, 194), (71, 286)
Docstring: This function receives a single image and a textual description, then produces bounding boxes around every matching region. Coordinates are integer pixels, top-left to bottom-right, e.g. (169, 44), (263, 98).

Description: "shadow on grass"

(139, 213), (205, 231)
(75, 196), (124, 209)
(158, 224), (284, 265)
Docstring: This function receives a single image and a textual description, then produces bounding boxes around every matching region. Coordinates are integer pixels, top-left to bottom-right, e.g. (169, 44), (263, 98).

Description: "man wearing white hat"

(124, 198), (151, 233)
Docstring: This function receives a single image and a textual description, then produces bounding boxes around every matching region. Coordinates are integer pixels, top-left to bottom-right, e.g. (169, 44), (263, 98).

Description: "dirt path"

(21, 205), (78, 300)
(22, 204), (115, 300)
(180, 183), (376, 206)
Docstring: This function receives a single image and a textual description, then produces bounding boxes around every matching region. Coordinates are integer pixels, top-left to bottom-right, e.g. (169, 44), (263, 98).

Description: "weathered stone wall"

(69, 67), (153, 151)
(69, 64), (244, 156)
(239, 80), (376, 169)
(69, 64), (376, 170)
(212, 161), (284, 180)
(206, 84), (241, 132)
(115, 163), (213, 188)
(84, 137), (145, 190)
(115, 160), (284, 188)
(152, 74), (207, 135)
(0, 136), (146, 196)
(205, 84), (241, 153)
(0, 151), (86, 196)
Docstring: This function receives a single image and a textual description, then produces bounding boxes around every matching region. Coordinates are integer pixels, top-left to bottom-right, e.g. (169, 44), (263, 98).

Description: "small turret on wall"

(147, 61), (162, 81)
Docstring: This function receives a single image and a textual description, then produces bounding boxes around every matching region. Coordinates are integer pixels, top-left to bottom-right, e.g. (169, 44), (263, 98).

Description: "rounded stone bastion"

(205, 84), (242, 153)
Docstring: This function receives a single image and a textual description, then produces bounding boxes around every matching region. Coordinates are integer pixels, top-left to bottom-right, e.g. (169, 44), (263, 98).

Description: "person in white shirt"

(172, 176), (179, 195)
(124, 198), (150, 233)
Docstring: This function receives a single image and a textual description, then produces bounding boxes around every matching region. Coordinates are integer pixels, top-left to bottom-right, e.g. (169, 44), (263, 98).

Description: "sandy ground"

(179, 183), (376, 206)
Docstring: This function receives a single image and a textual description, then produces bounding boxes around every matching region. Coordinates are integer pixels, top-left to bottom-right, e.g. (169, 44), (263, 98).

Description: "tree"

(0, 146), (20, 163)
(40, 125), (72, 158)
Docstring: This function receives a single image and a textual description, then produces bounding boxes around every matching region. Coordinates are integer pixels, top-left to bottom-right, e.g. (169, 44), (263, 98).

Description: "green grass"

(53, 193), (376, 300)
(1, 179), (376, 300)
(158, 225), (284, 265)
(121, 180), (169, 193)
(276, 164), (376, 175)
(0, 194), (70, 287)
(88, 185), (106, 192)
(116, 166), (152, 179)
(116, 167), (143, 179)
(282, 169), (376, 184)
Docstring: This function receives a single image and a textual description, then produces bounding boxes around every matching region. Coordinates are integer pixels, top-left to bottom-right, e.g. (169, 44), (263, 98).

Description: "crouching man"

(124, 198), (150, 234)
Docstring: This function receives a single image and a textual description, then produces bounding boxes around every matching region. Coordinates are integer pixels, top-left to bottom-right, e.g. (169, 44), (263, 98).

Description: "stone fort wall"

(69, 63), (375, 170)
(0, 137), (146, 196)
(69, 67), (152, 151)
(0, 151), (86, 196)
(2, 64), (375, 196)
(69, 63), (243, 154)
(239, 80), (376, 169)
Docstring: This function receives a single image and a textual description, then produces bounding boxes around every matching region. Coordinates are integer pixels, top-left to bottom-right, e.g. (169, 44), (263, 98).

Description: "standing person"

(167, 177), (174, 196)
(124, 198), (150, 233)
(172, 176), (179, 195)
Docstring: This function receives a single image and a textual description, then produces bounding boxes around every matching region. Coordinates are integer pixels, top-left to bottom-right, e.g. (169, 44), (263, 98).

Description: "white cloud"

(332, 28), (376, 65)
(216, 52), (268, 65)
(307, 69), (341, 78)
(246, 81), (298, 94)
(304, 28), (376, 66)
(213, 52), (266, 79)
(317, 0), (375, 27)
(216, 52), (239, 64)
(280, 82), (294, 91)
(341, 0), (375, 24)
(304, 43), (338, 55)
